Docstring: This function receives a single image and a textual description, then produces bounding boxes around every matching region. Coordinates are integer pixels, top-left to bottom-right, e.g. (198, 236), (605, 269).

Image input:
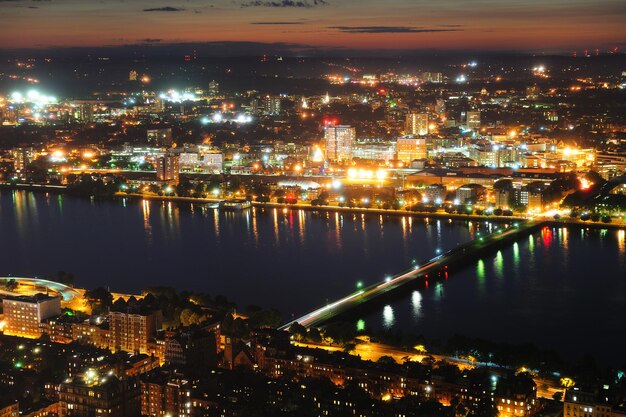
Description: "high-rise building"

(252, 96), (282, 116)
(208, 80), (219, 96)
(109, 309), (161, 355)
(466, 111), (481, 130)
(11, 147), (31, 173)
(396, 136), (427, 163)
(422, 72), (443, 83)
(156, 154), (179, 183)
(147, 128), (173, 147)
(405, 113), (429, 136)
(324, 125), (355, 162)
(1, 294), (61, 339)
(129, 70), (138, 81)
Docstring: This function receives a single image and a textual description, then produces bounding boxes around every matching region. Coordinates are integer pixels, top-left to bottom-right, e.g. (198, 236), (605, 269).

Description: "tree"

(248, 309), (282, 329)
(289, 323), (308, 341)
(377, 355), (397, 366)
(323, 321), (356, 344)
(180, 308), (204, 326)
(56, 271), (75, 286)
(1, 279), (18, 292)
(84, 287), (113, 313)
(307, 327), (322, 344)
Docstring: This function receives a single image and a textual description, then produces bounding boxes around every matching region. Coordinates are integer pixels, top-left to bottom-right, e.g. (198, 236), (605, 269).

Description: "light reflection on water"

(360, 225), (626, 364)
(4, 190), (623, 362)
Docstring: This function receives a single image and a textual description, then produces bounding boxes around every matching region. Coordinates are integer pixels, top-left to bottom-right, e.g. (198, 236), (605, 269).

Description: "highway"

(280, 220), (543, 330)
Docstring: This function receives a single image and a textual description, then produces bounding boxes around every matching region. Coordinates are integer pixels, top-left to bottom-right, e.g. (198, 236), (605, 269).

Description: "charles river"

(2, 190), (625, 363)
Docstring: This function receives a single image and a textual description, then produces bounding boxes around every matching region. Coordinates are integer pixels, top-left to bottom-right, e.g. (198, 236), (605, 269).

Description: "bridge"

(280, 219), (546, 330)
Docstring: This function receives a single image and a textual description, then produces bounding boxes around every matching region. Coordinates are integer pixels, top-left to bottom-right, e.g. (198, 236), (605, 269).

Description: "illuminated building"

(324, 125), (355, 162)
(495, 375), (537, 417)
(156, 154), (179, 184)
(456, 184), (484, 204)
(466, 111), (481, 130)
(423, 184), (447, 204)
(559, 147), (595, 167)
(252, 96), (282, 116)
(72, 321), (111, 350)
(563, 387), (626, 417)
(146, 128), (173, 147)
(109, 309), (161, 356)
(1, 294), (61, 339)
(422, 72), (443, 83)
(208, 80), (219, 96)
(11, 147), (31, 174)
(396, 136), (427, 163)
(351, 141), (396, 162)
(140, 371), (191, 417)
(435, 98), (446, 116)
(201, 152), (224, 173)
(129, 70), (137, 81)
(469, 145), (520, 168)
(0, 400), (18, 417)
(71, 102), (94, 124)
(178, 152), (199, 171)
(405, 113), (429, 136)
(58, 374), (141, 417)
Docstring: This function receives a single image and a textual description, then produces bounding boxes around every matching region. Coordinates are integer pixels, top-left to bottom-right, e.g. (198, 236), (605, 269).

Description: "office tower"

(156, 154), (179, 183)
(324, 125), (355, 162)
(405, 113), (429, 136)
(208, 80), (219, 96)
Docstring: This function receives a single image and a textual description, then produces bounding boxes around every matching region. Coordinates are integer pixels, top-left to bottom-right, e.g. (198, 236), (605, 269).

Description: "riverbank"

(2, 183), (624, 229)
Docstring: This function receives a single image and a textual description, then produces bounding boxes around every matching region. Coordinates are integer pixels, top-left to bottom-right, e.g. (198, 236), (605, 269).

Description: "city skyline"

(1, 0), (625, 53)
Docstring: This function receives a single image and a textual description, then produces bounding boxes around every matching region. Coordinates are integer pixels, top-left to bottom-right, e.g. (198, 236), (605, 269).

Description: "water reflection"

(477, 259), (486, 293)
(494, 250), (504, 279)
(411, 290), (422, 319)
(383, 305), (395, 328)
(512, 242), (520, 271)
(142, 199), (152, 243)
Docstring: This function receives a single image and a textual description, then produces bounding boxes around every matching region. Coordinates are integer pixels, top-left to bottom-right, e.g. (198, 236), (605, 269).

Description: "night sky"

(2, 0), (625, 53)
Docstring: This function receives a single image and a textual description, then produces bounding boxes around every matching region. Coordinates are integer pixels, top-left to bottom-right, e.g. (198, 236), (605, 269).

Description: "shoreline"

(2, 183), (625, 230)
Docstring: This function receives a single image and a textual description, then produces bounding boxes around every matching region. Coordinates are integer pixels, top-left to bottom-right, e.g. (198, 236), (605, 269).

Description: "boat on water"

(218, 199), (252, 211)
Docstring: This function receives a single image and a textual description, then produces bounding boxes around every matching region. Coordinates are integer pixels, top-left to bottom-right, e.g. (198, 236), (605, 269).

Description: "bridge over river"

(280, 219), (546, 330)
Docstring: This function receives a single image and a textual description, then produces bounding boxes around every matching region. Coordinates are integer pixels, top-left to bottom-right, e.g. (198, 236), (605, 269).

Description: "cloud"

(141, 38), (162, 43)
(329, 26), (463, 33)
(241, 0), (328, 8)
(250, 21), (305, 25)
(143, 6), (185, 12)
